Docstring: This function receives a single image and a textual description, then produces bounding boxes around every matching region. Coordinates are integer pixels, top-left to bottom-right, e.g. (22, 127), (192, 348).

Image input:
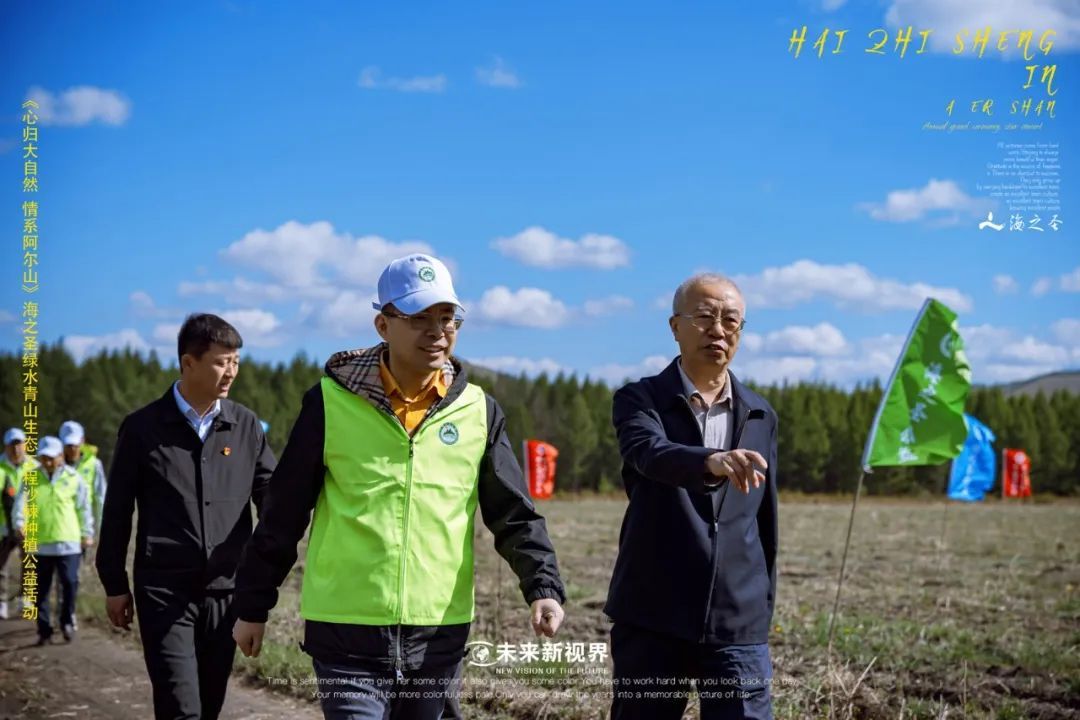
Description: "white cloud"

(959, 323), (1075, 382)
(218, 221), (436, 297)
(589, 355), (671, 386)
(859, 179), (989, 223)
(492, 226), (630, 269)
(992, 274), (1019, 294)
(219, 309), (283, 348)
(996, 336), (1070, 365)
(884, 0), (1080, 55)
(583, 295), (634, 317)
(318, 290), (379, 338)
(733, 259), (973, 313)
(221, 220), (343, 287)
(763, 322), (849, 356)
(740, 332), (764, 353)
(152, 323), (181, 344)
(731, 356), (818, 386)
(823, 0), (847, 9)
(178, 277), (335, 305)
(977, 363), (1062, 383)
(1051, 318), (1080, 346)
(476, 57), (522, 88)
(1061, 266), (1080, 292)
(1031, 277), (1053, 296)
(474, 286), (569, 328)
(27, 86), (131, 126)
(336, 236), (435, 287)
(0, 310), (16, 324)
(470, 356), (568, 377)
(358, 66), (446, 93)
(64, 329), (149, 363)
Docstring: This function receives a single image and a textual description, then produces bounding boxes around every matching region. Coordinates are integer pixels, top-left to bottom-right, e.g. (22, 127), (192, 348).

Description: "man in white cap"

(232, 253), (566, 719)
(59, 420), (107, 532)
(0, 428), (38, 619)
(13, 435), (94, 644)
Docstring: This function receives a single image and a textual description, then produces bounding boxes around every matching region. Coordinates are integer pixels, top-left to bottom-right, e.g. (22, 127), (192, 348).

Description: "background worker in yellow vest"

(0, 427), (38, 620)
(13, 435), (94, 645)
(59, 420), (107, 533)
(232, 253), (567, 720)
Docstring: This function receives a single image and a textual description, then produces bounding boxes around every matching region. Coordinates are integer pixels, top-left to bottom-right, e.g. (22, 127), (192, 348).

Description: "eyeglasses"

(674, 313), (746, 333)
(382, 309), (464, 333)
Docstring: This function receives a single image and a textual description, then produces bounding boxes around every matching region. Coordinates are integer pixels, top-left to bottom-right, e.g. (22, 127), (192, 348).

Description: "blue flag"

(947, 414), (996, 502)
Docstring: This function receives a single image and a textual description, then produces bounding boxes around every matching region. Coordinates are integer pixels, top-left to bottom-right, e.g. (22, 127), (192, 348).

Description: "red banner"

(1002, 448), (1032, 498)
(524, 440), (558, 500)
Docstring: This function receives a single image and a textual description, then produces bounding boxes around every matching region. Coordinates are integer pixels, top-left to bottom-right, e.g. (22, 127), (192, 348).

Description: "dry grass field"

(72, 496), (1079, 719)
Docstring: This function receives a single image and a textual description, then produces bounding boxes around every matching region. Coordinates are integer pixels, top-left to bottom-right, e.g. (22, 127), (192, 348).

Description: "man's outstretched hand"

(530, 598), (564, 638)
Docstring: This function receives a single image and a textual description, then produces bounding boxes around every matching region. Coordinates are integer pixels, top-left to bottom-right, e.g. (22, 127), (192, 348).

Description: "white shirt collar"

(173, 380), (221, 422)
(677, 359), (732, 406)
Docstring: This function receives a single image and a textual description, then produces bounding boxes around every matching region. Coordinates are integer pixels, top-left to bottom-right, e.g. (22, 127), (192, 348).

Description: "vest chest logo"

(418, 266), (436, 282)
(438, 422), (459, 445)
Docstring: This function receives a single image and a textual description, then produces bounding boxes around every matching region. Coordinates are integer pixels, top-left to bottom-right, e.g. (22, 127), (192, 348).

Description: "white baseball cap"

(4, 428), (26, 445)
(371, 254), (464, 316)
(59, 420), (85, 446)
(37, 436), (63, 458)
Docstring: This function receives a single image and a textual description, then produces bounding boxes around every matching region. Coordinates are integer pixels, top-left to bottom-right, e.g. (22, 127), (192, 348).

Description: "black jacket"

(232, 354), (565, 665)
(95, 386), (276, 596)
(604, 359), (778, 644)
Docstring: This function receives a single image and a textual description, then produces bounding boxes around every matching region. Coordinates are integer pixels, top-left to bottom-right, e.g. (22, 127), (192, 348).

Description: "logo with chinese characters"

(438, 422), (459, 445)
(418, 266), (436, 282)
(978, 210), (1063, 232)
(464, 640), (610, 667)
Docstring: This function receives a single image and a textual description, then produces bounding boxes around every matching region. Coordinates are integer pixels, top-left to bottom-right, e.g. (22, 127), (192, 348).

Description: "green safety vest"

(301, 377), (487, 625)
(71, 444), (99, 509)
(31, 466), (84, 545)
(1, 457), (39, 533)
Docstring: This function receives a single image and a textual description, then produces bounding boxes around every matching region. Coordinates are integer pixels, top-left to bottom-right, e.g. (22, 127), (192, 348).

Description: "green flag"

(862, 298), (972, 471)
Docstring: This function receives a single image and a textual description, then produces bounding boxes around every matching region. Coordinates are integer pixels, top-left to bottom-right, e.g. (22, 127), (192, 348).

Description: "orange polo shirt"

(378, 356), (448, 434)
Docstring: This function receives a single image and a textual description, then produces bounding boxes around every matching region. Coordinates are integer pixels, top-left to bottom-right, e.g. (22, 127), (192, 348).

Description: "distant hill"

(999, 370), (1080, 397)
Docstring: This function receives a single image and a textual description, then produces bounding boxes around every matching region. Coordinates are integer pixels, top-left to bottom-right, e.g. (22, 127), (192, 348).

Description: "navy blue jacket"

(604, 358), (779, 644)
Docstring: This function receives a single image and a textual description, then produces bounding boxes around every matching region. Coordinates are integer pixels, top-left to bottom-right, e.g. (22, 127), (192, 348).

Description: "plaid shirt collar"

(325, 342), (457, 419)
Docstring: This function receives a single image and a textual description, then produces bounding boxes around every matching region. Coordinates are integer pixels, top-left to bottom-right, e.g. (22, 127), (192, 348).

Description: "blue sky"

(1, 0), (1078, 387)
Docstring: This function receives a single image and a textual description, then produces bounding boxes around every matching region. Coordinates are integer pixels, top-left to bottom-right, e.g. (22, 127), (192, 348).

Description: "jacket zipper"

(699, 404), (751, 641)
(374, 388), (462, 682)
(395, 438), (415, 682)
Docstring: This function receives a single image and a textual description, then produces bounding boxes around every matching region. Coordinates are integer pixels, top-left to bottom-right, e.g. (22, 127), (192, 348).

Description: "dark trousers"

(312, 656), (463, 720)
(36, 553), (80, 638)
(135, 584), (237, 720)
(610, 621), (773, 720)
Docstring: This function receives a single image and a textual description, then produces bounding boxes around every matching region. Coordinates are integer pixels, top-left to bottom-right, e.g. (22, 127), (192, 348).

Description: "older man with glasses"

(605, 272), (779, 720)
(232, 253), (566, 720)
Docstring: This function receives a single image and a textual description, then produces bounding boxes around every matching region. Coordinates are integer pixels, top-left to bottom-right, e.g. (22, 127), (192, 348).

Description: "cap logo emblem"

(418, 266), (436, 282)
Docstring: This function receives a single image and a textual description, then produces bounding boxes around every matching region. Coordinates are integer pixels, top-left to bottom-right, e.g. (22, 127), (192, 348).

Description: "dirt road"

(0, 615), (321, 719)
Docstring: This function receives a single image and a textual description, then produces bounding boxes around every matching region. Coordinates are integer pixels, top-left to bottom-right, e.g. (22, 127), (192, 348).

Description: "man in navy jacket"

(606, 273), (778, 720)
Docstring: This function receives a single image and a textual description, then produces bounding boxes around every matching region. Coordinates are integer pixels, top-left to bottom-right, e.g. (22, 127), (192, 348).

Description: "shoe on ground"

(0, 601), (8, 620)
(61, 624), (75, 642)
(34, 634), (49, 646)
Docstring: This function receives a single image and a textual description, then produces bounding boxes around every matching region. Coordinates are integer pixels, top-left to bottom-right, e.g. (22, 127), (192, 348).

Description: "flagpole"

(833, 299), (932, 652)
(827, 470), (864, 652)
(939, 463), (951, 572)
